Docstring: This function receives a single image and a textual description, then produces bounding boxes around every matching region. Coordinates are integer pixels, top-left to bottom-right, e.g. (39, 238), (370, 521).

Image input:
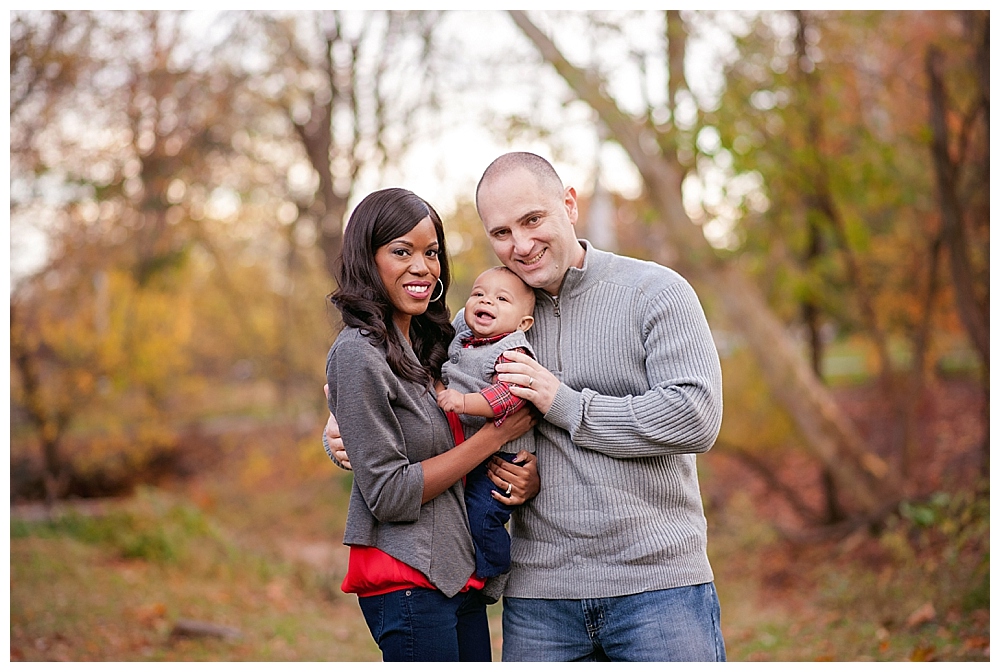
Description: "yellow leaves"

(11, 260), (205, 487)
(295, 435), (336, 481)
(240, 449), (274, 489)
(717, 347), (797, 453)
(841, 213), (872, 253)
(102, 269), (194, 394)
(69, 420), (175, 481)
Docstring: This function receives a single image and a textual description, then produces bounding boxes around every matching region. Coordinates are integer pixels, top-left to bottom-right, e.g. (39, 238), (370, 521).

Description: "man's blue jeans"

(358, 587), (491, 661)
(501, 582), (726, 661)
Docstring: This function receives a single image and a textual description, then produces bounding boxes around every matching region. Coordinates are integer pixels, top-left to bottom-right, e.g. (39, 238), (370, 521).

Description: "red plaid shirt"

(460, 332), (532, 426)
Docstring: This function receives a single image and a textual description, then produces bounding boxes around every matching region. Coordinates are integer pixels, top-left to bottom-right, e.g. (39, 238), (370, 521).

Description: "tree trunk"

(926, 43), (990, 480)
(793, 11), (894, 383)
(900, 235), (942, 480)
(292, 85), (346, 284)
(509, 10), (902, 515)
(10, 303), (69, 507)
(925, 46), (989, 370)
(707, 265), (897, 512)
(793, 11), (903, 510)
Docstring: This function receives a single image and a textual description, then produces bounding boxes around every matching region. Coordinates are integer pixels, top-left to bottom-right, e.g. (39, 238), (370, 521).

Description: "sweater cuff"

(544, 383), (583, 433)
(322, 432), (351, 471)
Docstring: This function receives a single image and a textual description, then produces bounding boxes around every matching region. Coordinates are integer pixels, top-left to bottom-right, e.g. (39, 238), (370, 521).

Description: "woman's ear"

(517, 315), (535, 333)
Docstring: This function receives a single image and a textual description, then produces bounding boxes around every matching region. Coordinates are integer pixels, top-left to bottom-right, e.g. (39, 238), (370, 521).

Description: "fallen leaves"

(134, 602), (168, 627)
(905, 602), (937, 629)
(908, 644), (937, 661)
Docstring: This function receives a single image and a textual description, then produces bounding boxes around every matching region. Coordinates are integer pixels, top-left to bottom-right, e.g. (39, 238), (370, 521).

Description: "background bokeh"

(9, 9), (989, 662)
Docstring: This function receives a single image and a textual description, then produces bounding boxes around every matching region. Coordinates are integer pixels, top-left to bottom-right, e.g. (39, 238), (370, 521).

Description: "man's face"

(477, 167), (584, 296)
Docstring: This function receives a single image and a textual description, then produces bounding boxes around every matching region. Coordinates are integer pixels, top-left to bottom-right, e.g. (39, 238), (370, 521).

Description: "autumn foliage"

(9, 10), (988, 662)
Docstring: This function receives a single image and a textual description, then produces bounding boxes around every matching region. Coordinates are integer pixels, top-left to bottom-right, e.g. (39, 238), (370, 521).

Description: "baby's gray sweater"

(504, 242), (723, 599)
(441, 327), (535, 455)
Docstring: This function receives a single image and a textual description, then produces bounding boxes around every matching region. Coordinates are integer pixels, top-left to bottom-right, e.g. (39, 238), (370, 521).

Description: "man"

(325, 152), (725, 661)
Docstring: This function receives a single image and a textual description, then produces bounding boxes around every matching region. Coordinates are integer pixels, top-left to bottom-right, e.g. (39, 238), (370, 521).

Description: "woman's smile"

(403, 281), (432, 298)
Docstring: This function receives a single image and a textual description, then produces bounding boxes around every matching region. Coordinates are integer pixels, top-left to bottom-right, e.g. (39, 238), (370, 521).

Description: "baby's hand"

(436, 388), (466, 414)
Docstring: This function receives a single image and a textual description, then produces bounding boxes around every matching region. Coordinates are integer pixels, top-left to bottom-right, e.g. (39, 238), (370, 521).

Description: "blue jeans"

(358, 587), (491, 661)
(501, 582), (726, 661)
(464, 453), (517, 578)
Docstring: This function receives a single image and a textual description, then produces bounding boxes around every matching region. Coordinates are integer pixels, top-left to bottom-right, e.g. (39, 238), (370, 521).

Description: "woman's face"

(374, 216), (441, 333)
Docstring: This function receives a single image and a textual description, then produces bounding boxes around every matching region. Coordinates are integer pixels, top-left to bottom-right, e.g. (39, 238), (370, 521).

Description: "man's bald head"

(475, 152), (564, 213)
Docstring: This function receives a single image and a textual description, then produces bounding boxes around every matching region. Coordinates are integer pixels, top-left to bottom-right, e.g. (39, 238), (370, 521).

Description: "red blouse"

(340, 411), (485, 598)
(341, 545), (486, 597)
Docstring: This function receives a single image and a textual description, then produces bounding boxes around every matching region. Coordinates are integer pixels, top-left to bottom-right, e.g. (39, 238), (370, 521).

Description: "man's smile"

(518, 248), (546, 267)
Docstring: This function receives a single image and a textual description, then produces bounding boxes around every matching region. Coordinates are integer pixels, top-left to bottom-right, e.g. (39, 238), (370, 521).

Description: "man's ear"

(564, 186), (579, 227)
(518, 315), (535, 333)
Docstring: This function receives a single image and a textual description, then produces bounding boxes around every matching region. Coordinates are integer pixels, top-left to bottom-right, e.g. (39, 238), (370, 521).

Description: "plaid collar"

(460, 331), (513, 348)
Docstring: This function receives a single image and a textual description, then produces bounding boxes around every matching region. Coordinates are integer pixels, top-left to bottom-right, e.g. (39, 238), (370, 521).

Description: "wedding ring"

(528, 377), (534, 387)
(505, 483), (513, 496)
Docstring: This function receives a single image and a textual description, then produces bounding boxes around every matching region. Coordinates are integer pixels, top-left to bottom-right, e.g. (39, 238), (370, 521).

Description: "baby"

(436, 266), (537, 579)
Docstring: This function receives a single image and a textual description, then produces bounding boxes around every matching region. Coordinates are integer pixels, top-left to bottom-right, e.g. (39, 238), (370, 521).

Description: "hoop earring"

(429, 277), (444, 302)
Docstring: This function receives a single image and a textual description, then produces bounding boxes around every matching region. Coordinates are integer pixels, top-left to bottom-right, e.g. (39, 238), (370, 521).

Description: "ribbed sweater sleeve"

(327, 334), (425, 523)
(544, 279), (723, 457)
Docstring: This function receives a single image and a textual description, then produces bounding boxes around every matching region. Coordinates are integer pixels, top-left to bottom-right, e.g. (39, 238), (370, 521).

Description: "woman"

(325, 188), (536, 661)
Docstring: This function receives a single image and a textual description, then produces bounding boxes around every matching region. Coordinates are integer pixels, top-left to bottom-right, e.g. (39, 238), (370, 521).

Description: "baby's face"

(464, 268), (535, 339)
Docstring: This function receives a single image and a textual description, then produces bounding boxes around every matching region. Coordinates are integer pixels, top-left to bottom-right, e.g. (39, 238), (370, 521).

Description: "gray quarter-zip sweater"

(502, 241), (723, 599)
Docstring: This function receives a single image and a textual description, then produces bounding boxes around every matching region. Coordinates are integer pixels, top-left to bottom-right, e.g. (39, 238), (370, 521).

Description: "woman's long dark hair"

(329, 188), (454, 387)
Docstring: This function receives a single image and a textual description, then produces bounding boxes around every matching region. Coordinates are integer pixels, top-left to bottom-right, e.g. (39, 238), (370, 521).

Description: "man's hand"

(436, 388), (467, 414)
(323, 384), (351, 470)
(495, 350), (559, 414)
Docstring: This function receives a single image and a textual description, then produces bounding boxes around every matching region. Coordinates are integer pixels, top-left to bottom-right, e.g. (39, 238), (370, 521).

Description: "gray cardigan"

(505, 241), (724, 599)
(326, 326), (476, 597)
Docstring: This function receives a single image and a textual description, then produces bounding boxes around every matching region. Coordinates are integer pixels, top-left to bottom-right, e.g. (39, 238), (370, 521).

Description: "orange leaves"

(134, 602), (169, 628)
(908, 644), (937, 661)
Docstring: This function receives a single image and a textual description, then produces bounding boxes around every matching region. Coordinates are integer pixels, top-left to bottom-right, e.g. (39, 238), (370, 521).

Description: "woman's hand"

(491, 405), (535, 444)
(424, 405), (533, 504)
(323, 384), (351, 470)
(488, 451), (539, 506)
(495, 350), (560, 414)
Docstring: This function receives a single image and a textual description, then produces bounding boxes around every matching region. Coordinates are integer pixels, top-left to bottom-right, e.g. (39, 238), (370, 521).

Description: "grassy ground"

(10, 416), (990, 662)
(707, 486), (989, 662)
(10, 500), (373, 660)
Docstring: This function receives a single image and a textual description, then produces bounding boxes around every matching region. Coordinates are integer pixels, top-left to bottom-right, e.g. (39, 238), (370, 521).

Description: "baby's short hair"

(483, 266), (535, 310)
